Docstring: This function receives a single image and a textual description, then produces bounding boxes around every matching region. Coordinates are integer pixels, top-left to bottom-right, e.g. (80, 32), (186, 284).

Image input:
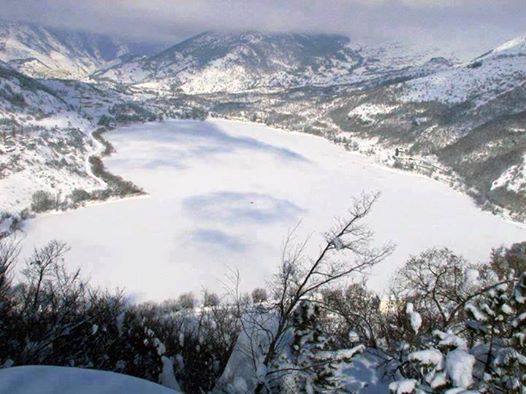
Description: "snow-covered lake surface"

(21, 119), (525, 301)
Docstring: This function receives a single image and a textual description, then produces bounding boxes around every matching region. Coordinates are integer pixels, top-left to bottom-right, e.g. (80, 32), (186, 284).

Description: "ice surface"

(18, 119), (526, 301)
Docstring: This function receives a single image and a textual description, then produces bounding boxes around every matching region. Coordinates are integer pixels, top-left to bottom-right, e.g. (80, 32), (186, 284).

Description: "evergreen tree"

(465, 272), (526, 392)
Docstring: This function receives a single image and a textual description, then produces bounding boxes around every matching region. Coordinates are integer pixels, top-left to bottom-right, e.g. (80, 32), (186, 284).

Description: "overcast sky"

(1, 0), (525, 59)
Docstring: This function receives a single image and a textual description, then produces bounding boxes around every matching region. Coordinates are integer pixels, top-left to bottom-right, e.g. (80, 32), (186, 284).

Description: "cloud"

(0, 0), (524, 58)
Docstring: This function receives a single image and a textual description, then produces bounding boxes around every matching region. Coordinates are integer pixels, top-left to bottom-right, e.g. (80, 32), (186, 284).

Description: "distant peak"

(493, 34), (526, 54)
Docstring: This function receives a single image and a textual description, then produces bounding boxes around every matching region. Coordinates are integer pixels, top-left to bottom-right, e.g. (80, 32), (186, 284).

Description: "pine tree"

(291, 301), (342, 392)
(465, 272), (526, 392)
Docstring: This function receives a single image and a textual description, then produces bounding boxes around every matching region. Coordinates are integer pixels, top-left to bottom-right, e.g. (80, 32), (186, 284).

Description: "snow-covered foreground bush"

(0, 238), (239, 393)
(382, 246), (526, 393)
(0, 200), (524, 393)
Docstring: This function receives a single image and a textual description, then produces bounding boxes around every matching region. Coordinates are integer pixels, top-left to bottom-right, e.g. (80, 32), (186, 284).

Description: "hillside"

(96, 31), (450, 94)
(0, 62), (103, 215)
(339, 34), (526, 219)
(0, 21), (159, 80)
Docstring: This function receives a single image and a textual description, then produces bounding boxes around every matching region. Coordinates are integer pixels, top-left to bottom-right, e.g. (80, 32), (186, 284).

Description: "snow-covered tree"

(250, 193), (393, 393)
(465, 271), (526, 392)
(390, 262), (526, 393)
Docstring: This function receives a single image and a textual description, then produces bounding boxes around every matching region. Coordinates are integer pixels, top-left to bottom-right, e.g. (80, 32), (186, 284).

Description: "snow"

(160, 356), (182, 391)
(401, 40), (526, 106)
(389, 379), (417, 393)
(445, 349), (475, 389)
(408, 349), (444, 367)
(0, 21), (133, 80)
(26, 111), (91, 131)
(0, 216), (14, 234)
(100, 32), (451, 94)
(18, 119), (526, 301)
(0, 133), (100, 213)
(463, 269), (480, 290)
(444, 389), (478, 394)
(406, 303), (422, 334)
(0, 366), (180, 394)
(435, 331), (468, 351)
(491, 154), (526, 194)
(340, 351), (390, 393)
(214, 311), (278, 393)
(317, 345), (365, 362)
(465, 304), (487, 321)
(332, 236), (344, 250)
(489, 35), (526, 57)
(348, 103), (399, 123)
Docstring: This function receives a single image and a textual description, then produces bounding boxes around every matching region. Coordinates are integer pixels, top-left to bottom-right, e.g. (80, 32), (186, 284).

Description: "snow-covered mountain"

(341, 34), (526, 219)
(96, 31), (451, 94)
(0, 61), (102, 214)
(97, 32), (358, 93)
(0, 21), (159, 80)
(0, 60), (70, 117)
(400, 35), (526, 106)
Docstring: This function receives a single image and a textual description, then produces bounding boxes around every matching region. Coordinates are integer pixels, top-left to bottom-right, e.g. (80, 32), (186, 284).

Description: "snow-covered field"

(0, 366), (179, 394)
(19, 119), (525, 301)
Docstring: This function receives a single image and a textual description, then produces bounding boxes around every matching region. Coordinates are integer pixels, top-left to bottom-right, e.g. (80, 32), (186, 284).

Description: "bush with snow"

(388, 251), (526, 393)
(30, 190), (54, 212)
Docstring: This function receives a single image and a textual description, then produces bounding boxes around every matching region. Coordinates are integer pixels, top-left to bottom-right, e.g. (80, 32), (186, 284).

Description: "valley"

(1, 26), (525, 230)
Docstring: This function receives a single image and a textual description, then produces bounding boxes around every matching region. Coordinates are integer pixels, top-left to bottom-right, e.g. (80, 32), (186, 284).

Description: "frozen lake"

(21, 119), (526, 301)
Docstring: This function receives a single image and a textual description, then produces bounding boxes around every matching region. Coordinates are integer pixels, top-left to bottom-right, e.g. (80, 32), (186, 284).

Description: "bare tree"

(203, 290), (221, 307)
(177, 292), (196, 310)
(320, 281), (382, 349)
(21, 240), (71, 312)
(0, 237), (19, 301)
(251, 192), (393, 392)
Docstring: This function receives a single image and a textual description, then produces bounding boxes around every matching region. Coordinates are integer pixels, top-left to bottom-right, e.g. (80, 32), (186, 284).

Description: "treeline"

(0, 195), (524, 393)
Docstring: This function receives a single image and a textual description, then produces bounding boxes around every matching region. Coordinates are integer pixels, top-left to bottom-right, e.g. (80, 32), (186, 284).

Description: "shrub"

(70, 188), (91, 204)
(203, 291), (220, 307)
(251, 287), (268, 304)
(177, 292), (196, 310)
(30, 190), (54, 212)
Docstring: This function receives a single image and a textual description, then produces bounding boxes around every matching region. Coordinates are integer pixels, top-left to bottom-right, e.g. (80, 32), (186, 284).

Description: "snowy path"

(19, 119), (526, 301)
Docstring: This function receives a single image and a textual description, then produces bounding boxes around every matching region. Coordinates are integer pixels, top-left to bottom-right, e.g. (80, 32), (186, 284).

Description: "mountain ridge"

(0, 20), (162, 80)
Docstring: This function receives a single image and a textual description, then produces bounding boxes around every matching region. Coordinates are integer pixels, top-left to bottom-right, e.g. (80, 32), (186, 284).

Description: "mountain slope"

(338, 34), (526, 219)
(0, 21), (158, 79)
(97, 32), (451, 94)
(400, 35), (526, 106)
(0, 60), (69, 116)
(97, 31), (360, 93)
(0, 62), (103, 214)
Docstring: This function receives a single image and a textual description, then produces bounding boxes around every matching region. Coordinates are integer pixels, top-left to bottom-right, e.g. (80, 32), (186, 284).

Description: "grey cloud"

(0, 0), (525, 58)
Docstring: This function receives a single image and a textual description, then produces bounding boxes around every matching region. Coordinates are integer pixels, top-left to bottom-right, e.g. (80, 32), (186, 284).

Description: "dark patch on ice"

(183, 191), (304, 224)
(191, 229), (246, 252)
(127, 121), (309, 163)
